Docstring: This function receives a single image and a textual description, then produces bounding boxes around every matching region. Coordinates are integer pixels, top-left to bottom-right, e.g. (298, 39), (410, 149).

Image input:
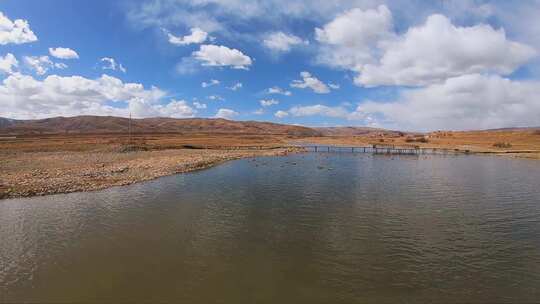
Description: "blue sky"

(1, 0), (540, 131)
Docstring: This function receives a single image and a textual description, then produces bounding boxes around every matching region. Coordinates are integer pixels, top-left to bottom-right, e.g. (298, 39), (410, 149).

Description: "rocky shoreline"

(0, 147), (300, 200)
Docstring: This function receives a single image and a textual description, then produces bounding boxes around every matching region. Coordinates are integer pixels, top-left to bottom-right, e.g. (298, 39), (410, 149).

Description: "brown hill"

(0, 117), (16, 128)
(0, 116), (321, 136)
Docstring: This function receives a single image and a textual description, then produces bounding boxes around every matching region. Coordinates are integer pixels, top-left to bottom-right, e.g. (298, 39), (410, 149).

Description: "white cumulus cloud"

(49, 47), (79, 60)
(228, 82), (242, 90)
(192, 44), (252, 69)
(207, 95), (224, 101)
(193, 101), (207, 109)
(358, 14), (537, 87)
(260, 99), (279, 107)
(0, 11), (37, 45)
(143, 99), (196, 118)
(100, 57), (127, 73)
(290, 71), (332, 94)
(201, 79), (220, 88)
(24, 56), (55, 75)
(315, 5), (394, 71)
(316, 6), (537, 87)
(214, 108), (238, 119)
(54, 62), (68, 69)
(288, 104), (349, 118)
(165, 27), (208, 45)
(274, 110), (289, 118)
(263, 31), (308, 52)
(0, 53), (18, 74)
(0, 73), (174, 119)
(328, 83), (340, 89)
(355, 74), (540, 131)
(267, 86), (292, 96)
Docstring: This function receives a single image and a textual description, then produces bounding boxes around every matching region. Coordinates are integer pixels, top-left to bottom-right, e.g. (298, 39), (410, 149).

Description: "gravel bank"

(0, 148), (299, 199)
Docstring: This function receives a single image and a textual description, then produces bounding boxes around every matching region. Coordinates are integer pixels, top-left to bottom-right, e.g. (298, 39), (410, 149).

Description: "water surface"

(1, 153), (540, 303)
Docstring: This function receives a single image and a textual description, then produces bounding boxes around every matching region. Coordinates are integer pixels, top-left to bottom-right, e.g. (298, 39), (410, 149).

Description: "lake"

(1, 153), (540, 303)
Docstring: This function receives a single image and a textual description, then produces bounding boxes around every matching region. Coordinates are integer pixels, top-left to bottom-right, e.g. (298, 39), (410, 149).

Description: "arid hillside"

(1, 116), (539, 157)
(0, 116), (321, 136)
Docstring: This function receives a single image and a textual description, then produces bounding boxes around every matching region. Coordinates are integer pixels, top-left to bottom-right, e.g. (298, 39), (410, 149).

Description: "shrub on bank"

(405, 137), (429, 143)
(118, 144), (149, 153)
(493, 142), (512, 148)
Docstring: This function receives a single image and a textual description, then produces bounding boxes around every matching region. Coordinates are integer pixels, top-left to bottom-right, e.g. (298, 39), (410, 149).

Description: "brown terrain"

(1, 116), (539, 199)
(300, 128), (540, 157)
(0, 116), (314, 199)
(0, 116), (319, 136)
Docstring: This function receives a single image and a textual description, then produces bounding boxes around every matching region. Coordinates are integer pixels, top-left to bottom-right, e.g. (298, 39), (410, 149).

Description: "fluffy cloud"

(290, 71), (332, 94)
(24, 56), (55, 75)
(358, 14), (537, 87)
(315, 5), (392, 46)
(0, 73), (177, 119)
(192, 44), (252, 69)
(0, 11), (37, 45)
(100, 57), (127, 73)
(259, 99), (279, 107)
(214, 108), (238, 119)
(263, 32), (307, 52)
(126, 0), (405, 36)
(355, 74), (540, 131)
(276, 104), (370, 122)
(316, 6), (536, 87)
(127, 1), (540, 57)
(201, 79), (220, 88)
(328, 83), (340, 89)
(193, 101), (207, 109)
(288, 104), (349, 118)
(315, 5), (393, 71)
(267, 86), (291, 96)
(228, 82), (242, 90)
(208, 95), (224, 101)
(274, 110), (288, 118)
(54, 62), (68, 69)
(143, 99), (195, 118)
(274, 73), (540, 130)
(49, 47), (79, 60)
(166, 27), (208, 45)
(0, 53), (18, 74)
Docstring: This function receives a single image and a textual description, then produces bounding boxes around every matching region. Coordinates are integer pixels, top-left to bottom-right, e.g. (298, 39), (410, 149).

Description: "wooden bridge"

(302, 144), (469, 155)
(181, 143), (470, 155)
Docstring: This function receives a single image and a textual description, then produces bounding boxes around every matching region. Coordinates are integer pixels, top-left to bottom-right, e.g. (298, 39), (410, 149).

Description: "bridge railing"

(301, 145), (468, 155)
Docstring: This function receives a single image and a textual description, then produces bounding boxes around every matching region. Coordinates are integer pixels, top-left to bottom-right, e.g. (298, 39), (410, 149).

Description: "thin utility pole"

(128, 112), (132, 145)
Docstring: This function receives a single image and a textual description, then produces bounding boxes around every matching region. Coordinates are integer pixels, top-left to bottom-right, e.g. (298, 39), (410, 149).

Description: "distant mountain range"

(0, 117), (17, 129)
(0, 116), (322, 136)
(1, 116), (537, 136)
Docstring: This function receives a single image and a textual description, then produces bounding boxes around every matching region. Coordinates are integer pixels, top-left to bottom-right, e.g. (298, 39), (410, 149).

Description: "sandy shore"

(0, 147), (299, 200)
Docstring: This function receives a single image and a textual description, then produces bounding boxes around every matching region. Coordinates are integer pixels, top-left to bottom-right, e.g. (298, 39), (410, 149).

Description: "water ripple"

(1, 154), (540, 303)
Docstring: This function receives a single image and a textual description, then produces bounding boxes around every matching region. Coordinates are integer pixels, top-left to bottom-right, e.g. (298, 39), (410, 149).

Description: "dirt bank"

(294, 130), (540, 160)
(0, 147), (299, 200)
